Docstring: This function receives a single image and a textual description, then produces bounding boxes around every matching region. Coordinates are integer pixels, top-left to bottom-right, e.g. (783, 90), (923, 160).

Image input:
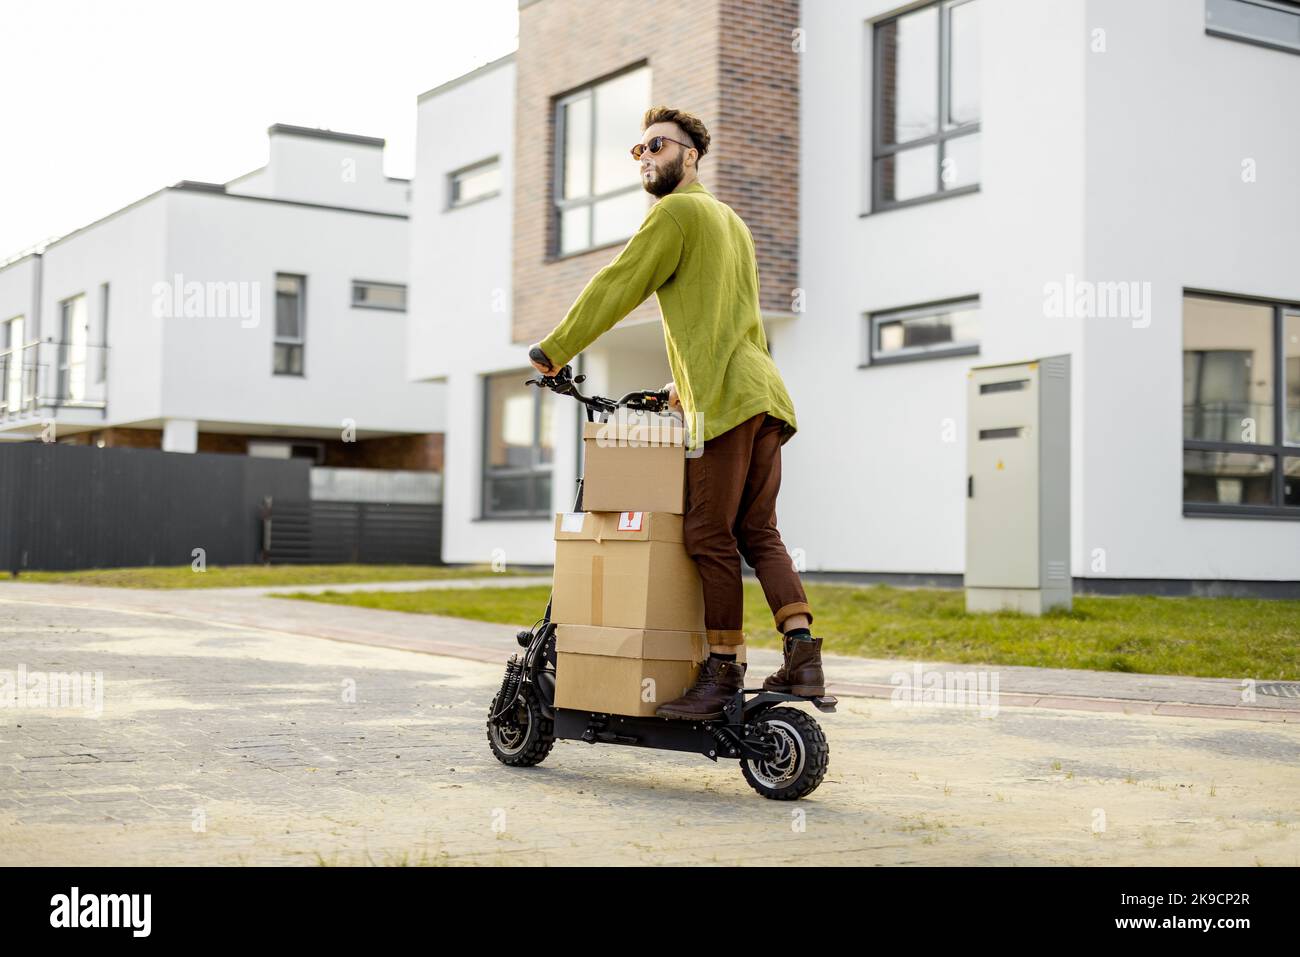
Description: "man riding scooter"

(529, 105), (825, 720)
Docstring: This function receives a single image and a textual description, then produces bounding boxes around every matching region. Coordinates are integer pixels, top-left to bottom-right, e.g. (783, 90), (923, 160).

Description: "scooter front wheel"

(487, 683), (555, 767)
(740, 707), (829, 800)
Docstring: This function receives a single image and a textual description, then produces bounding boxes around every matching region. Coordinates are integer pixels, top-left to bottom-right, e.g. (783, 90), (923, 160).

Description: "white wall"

(0, 255), (41, 432)
(20, 195), (169, 432)
(0, 256), (37, 329)
(411, 59), (564, 565)
(227, 129), (409, 215)
(162, 188), (440, 435)
(1080, 0), (1300, 582)
(790, 0), (1087, 575)
(408, 63), (517, 386)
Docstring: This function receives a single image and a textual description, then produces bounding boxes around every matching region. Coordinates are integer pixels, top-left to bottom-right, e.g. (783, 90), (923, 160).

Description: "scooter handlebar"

(524, 355), (676, 418)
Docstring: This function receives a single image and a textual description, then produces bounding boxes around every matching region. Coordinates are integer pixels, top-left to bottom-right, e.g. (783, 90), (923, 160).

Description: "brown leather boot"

(655, 656), (745, 720)
(762, 634), (825, 696)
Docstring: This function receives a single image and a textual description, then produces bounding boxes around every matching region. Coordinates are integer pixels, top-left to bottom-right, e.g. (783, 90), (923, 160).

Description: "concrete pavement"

(0, 579), (1295, 723)
(0, 579), (1298, 865)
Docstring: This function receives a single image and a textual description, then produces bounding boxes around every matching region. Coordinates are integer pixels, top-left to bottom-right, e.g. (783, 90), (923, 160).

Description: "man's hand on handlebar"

(528, 344), (561, 377)
(663, 381), (682, 412)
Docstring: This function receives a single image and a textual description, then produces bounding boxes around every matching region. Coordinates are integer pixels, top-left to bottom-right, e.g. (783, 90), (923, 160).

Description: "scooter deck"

(550, 690), (837, 761)
(554, 708), (726, 756)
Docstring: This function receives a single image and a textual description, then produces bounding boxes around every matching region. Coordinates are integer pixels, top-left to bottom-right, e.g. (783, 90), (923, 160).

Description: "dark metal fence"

(262, 501), (442, 565)
(0, 441), (308, 572)
(0, 442), (442, 571)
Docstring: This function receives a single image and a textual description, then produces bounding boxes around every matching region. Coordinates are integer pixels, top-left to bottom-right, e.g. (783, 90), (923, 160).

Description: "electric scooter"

(485, 357), (835, 800)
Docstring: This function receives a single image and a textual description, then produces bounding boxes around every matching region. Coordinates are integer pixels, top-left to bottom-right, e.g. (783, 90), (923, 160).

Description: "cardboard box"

(554, 624), (746, 717)
(553, 511), (705, 632)
(581, 418), (686, 514)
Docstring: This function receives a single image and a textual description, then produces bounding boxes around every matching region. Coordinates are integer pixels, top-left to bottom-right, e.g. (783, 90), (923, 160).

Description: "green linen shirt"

(538, 180), (797, 450)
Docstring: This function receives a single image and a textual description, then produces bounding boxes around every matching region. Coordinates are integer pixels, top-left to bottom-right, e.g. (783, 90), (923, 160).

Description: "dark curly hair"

(642, 106), (710, 166)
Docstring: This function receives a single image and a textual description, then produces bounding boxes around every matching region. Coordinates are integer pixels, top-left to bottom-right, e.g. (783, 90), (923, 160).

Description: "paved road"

(0, 584), (1297, 865)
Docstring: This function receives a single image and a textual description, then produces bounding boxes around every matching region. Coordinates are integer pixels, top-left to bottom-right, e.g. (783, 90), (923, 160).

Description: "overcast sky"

(0, 0), (518, 261)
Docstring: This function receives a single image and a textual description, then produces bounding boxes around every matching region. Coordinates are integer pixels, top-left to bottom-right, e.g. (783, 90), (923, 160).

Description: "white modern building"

(800, 0), (1300, 593)
(0, 124), (446, 471)
(410, 0), (1299, 596)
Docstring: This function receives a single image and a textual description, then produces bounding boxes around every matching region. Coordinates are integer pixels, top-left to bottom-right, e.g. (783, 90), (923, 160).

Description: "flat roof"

(0, 179), (409, 272)
(267, 123), (386, 147)
(0, 125), (404, 272)
(417, 51), (516, 102)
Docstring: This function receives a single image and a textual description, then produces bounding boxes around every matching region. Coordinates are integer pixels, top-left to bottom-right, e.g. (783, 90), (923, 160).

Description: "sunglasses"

(630, 135), (695, 160)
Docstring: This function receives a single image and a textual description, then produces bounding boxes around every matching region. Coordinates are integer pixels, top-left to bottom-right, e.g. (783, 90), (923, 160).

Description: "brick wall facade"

(511, 0), (800, 347)
(716, 0), (801, 315)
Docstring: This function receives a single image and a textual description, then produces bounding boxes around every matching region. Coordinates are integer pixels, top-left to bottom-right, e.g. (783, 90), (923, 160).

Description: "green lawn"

(283, 581), (1300, 680)
(0, 564), (536, 589)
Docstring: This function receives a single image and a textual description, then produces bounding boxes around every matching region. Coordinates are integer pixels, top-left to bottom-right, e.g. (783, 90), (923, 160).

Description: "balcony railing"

(0, 340), (109, 419)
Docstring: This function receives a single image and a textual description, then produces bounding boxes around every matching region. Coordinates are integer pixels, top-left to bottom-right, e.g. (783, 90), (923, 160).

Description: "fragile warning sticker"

(617, 511), (644, 531)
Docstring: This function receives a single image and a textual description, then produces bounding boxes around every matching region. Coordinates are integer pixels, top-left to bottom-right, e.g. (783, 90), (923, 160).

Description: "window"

(448, 157), (501, 208)
(866, 297), (980, 365)
(1183, 293), (1300, 517)
(2, 314), (25, 413)
(57, 294), (89, 401)
(872, 0), (980, 211)
(554, 64), (651, 256)
(249, 439), (325, 464)
(1205, 0), (1300, 56)
(274, 274), (305, 375)
(482, 369), (555, 517)
(97, 282), (109, 384)
(351, 281), (407, 312)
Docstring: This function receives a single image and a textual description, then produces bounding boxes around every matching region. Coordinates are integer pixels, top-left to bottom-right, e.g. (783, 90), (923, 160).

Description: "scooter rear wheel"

(740, 707), (829, 800)
(487, 684), (555, 767)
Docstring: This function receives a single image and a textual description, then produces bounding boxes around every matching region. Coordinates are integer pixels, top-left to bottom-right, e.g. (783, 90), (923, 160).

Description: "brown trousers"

(682, 412), (813, 646)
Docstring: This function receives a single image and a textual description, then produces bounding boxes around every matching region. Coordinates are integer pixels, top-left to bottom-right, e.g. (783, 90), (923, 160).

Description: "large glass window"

(873, 0), (980, 210)
(554, 65), (651, 256)
(2, 314), (25, 413)
(482, 370), (555, 518)
(1183, 298), (1273, 444)
(57, 294), (89, 401)
(866, 297), (980, 365)
(97, 282), (109, 384)
(274, 274), (305, 376)
(1183, 293), (1300, 517)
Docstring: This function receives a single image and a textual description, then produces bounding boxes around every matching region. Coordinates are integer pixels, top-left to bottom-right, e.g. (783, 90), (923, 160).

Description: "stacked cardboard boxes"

(551, 416), (743, 717)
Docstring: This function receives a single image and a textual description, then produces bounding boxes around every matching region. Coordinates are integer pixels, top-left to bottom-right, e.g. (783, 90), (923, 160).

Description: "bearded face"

(641, 143), (687, 197)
